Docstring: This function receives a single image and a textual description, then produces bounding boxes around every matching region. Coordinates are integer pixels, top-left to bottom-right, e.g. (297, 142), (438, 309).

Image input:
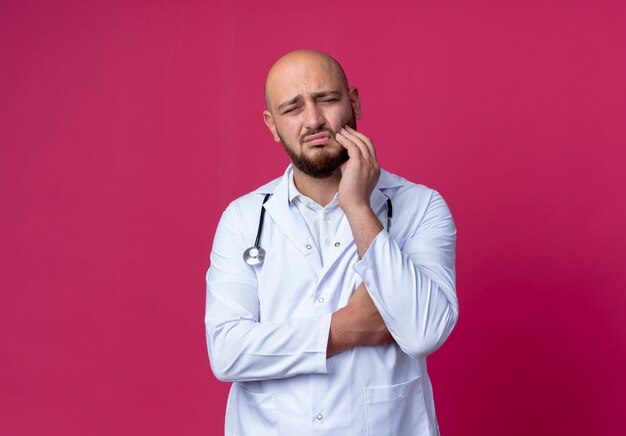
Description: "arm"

(327, 282), (395, 358)
(334, 126), (458, 359)
(352, 190), (458, 358)
(205, 204), (332, 382)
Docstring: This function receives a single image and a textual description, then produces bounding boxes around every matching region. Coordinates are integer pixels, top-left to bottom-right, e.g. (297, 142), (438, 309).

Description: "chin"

(291, 149), (347, 178)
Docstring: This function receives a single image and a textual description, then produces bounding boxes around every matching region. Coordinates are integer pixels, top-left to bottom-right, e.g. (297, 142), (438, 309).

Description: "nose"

(303, 102), (325, 130)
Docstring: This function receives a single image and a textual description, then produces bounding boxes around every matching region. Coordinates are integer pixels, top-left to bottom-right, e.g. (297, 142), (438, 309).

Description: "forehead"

(266, 57), (346, 108)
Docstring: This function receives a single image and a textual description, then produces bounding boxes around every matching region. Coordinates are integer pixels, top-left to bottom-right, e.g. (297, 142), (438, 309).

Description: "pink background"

(2, 1), (625, 435)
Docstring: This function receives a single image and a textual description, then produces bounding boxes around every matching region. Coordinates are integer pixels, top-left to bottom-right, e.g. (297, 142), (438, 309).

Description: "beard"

(278, 112), (357, 179)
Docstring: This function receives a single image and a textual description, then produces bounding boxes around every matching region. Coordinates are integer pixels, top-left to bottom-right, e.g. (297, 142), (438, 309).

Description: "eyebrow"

(276, 90), (342, 113)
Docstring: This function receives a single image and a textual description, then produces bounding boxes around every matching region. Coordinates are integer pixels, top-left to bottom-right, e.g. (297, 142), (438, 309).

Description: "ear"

(348, 85), (362, 120)
(263, 110), (281, 142)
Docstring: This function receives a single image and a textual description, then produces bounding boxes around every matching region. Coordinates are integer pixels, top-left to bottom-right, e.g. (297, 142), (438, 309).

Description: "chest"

(252, 223), (362, 321)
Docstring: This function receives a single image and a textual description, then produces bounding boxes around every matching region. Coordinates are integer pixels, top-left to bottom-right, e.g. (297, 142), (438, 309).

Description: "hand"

(335, 126), (380, 213)
(344, 283), (395, 346)
(327, 283), (395, 358)
(334, 126), (384, 258)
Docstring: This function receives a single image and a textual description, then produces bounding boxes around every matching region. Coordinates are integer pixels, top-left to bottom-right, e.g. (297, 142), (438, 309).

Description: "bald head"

(261, 49), (362, 178)
(264, 50), (349, 111)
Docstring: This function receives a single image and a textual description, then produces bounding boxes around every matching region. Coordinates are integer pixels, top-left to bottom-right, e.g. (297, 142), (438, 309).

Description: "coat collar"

(253, 164), (404, 196)
(253, 165), (403, 277)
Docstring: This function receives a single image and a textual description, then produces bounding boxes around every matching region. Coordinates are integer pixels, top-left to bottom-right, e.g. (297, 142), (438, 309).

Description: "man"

(205, 49), (458, 435)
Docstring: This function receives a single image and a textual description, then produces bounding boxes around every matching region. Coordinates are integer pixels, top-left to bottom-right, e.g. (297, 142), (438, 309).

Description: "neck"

(292, 167), (342, 207)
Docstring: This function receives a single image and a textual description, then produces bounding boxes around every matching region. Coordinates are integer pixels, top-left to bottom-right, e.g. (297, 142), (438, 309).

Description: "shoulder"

(380, 168), (444, 206)
(223, 173), (283, 216)
(380, 168), (454, 229)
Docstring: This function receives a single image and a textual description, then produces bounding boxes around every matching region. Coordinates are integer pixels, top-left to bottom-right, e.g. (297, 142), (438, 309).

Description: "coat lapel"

(316, 186), (391, 283)
(256, 166), (404, 282)
(260, 167), (323, 276)
(317, 170), (402, 283)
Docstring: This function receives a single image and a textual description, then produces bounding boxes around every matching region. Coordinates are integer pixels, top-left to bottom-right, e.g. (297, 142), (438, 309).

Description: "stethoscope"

(243, 193), (393, 266)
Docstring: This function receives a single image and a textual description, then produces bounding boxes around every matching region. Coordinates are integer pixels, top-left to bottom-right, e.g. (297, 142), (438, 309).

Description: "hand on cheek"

(335, 126), (380, 212)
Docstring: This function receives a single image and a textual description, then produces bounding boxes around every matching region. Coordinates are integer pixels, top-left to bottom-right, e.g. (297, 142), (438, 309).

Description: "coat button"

(316, 413), (323, 420)
(306, 244), (312, 250)
(318, 297), (325, 303)
(334, 242), (340, 247)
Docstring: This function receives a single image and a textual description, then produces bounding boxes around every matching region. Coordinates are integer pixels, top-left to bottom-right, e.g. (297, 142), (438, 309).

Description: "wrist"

(328, 306), (362, 358)
(341, 201), (373, 220)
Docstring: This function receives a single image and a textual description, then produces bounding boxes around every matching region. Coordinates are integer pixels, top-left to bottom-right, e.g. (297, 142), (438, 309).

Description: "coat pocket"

(365, 375), (432, 436)
(229, 384), (277, 436)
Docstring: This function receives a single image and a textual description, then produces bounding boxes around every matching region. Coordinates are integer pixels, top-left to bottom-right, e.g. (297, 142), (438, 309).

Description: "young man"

(205, 49), (458, 435)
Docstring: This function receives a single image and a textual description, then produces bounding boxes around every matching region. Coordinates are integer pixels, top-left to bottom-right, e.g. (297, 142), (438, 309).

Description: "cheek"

(274, 120), (303, 146)
(329, 108), (353, 130)
(276, 119), (299, 136)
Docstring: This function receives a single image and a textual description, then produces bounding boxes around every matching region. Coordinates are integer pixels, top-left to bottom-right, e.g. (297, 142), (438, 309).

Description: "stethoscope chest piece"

(243, 193), (272, 266)
(243, 246), (266, 266)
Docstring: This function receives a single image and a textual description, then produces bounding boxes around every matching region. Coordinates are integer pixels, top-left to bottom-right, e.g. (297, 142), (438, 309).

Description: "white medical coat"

(205, 165), (458, 436)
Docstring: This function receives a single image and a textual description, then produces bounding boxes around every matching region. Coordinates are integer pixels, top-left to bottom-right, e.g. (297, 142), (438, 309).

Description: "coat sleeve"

(353, 189), (458, 359)
(204, 203), (332, 382)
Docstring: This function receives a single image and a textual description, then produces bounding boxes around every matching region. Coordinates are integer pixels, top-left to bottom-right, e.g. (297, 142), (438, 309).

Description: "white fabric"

(205, 165), (458, 436)
(288, 172), (344, 266)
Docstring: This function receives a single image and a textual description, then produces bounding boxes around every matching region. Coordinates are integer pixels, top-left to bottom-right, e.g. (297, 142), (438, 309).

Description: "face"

(276, 107), (356, 178)
(263, 56), (362, 178)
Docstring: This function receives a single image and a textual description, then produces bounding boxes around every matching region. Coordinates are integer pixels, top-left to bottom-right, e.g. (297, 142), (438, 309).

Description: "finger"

(340, 127), (375, 163)
(345, 126), (377, 160)
(335, 131), (363, 159)
(344, 126), (377, 160)
(339, 127), (369, 156)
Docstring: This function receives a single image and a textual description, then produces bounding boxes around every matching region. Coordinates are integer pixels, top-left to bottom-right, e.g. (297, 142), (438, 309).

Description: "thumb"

(339, 160), (348, 174)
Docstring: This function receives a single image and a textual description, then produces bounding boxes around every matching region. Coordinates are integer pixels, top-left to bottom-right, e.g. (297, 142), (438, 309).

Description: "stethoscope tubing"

(253, 193), (272, 248)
